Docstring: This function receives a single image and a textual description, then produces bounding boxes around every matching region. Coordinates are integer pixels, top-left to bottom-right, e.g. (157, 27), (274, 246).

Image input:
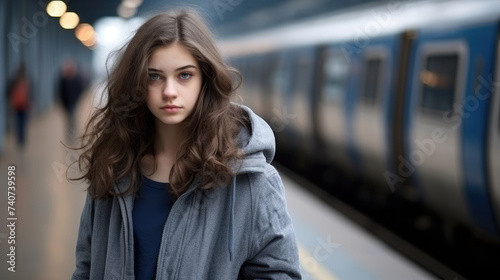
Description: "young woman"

(71, 9), (301, 280)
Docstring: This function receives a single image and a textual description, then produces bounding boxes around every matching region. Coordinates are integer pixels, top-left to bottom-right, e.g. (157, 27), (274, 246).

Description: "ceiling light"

(60, 12), (79, 29)
(75, 23), (95, 42)
(46, 1), (67, 17)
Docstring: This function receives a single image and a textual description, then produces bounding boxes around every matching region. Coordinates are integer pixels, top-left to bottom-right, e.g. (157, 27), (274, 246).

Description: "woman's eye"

(179, 72), (192, 80)
(149, 73), (161, 81)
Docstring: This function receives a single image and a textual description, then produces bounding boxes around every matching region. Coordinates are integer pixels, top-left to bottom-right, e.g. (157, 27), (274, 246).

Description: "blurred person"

(8, 63), (31, 150)
(58, 58), (85, 138)
(71, 9), (301, 280)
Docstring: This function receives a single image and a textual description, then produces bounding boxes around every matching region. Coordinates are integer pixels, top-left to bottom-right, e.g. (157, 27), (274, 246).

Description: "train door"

(406, 39), (469, 226)
(488, 28), (500, 235)
(316, 46), (352, 174)
(286, 47), (317, 168)
(405, 22), (499, 235)
(352, 36), (400, 189)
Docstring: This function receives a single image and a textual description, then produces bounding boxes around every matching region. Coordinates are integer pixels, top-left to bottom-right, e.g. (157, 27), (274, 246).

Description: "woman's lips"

(160, 105), (181, 113)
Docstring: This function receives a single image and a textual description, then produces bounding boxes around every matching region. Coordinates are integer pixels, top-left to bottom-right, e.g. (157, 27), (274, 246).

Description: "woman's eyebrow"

(148, 65), (197, 72)
(175, 65), (197, 71)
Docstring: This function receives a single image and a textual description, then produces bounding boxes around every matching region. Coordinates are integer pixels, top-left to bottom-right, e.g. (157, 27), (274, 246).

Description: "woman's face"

(146, 43), (202, 128)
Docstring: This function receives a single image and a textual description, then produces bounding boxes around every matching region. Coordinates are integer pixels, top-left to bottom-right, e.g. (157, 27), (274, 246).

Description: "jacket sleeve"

(71, 193), (94, 280)
(242, 171), (302, 279)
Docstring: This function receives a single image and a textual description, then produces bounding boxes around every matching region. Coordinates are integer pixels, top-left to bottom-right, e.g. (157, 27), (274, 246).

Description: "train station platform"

(282, 171), (440, 280)
(0, 91), (441, 280)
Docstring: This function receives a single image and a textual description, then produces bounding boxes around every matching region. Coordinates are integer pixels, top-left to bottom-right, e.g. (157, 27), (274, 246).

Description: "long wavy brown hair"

(75, 9), (248, 199)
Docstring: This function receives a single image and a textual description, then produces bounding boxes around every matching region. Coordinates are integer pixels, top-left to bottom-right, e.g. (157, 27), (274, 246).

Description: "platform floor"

(0, 91), (437, 280)
(283, 173), (437, 280)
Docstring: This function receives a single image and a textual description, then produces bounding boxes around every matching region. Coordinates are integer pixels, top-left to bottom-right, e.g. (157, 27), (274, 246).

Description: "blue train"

(221, 0), (500, 246)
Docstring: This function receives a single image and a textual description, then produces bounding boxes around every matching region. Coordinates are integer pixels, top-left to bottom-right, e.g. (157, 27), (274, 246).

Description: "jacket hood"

(228, 105), (276, 261)
(235, 105), (276, 175)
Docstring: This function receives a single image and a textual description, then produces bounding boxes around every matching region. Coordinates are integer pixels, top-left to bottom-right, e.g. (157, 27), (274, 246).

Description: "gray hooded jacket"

(71, 106), (302, 279)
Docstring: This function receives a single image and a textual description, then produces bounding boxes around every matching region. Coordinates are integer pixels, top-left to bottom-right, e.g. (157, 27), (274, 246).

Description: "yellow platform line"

(298, 242), (340, 280)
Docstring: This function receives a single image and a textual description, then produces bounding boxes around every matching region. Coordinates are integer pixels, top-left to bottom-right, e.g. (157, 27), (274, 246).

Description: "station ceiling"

(68, 0), (383, 37)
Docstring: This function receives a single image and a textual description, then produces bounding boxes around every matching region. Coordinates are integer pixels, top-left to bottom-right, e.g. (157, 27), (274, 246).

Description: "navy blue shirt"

(133, 176), (174, 280)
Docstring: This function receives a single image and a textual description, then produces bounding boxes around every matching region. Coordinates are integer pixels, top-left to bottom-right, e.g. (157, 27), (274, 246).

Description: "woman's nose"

(162, 79), (178, 100)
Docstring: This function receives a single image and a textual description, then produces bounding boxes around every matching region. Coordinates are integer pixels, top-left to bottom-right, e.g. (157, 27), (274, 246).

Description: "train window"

(361, 57), (383, 103)
(321, 52), (349, 103)
(420, 54), (458, 112)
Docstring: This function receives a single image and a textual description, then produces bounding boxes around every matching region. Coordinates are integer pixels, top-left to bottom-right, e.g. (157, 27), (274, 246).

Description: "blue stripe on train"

(460, 23), (499, 235)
